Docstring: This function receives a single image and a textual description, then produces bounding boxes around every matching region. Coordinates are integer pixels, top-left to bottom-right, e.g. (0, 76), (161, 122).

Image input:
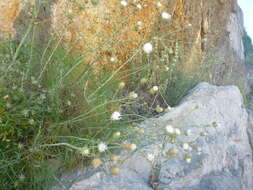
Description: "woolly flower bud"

(120, 0), (128, 7)
(200, 132), (208, 136)
(161, 12), (172, 20)
(98, 142), (108, 152)
(186, 158), (191, 163)
(143, 42), (153, 54)
(118, 82), (126, 89)
(174, 128), (181, 136)
(111, 111), (122, 121)
(128, 91), (138, 99)
(147, 153), (155, 162)
(130, 144), (137, 151)
(113, 132), (121, 138)
(110, 56), (117, 63)
(92, 158), (103, 168)
(80, 147), (90, 156)
(150, 86), (159, 94)
(136, 4), (142, 9)
(156, 2), (162, 8)
(111, 167), (120, 175)
(165, 125), (174, 134)
(182, 143), (190, 150)
(155, 105), (164, 113)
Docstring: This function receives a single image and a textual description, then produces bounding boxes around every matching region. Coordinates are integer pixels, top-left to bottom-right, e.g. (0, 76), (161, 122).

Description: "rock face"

(52, 83), (253, 190)
(0, 0), (249, 91)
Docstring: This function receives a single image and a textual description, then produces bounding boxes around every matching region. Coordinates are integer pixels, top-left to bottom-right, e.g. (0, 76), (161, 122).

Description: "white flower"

(110, 56), (117, 62)
(156, 2), (162, 7)
(161, 12), (171, 20)
(130, 143), (137, 151)
(137, 21), (142, 26)
(128, 91), (138, 99)
(80, 147), (90, 156)
(152, 86), (159, 92)
(120, 0), (128, 7)
(147, 153), (155, 162)
(186, 158), (191, 163)
(165, 125), (174, 134)
(143, 42), (153, 54)
(113, 132), (121, 138)
(111, 111), (122, 121)
(136, 4), (142, 9)
(182, 143), (189, 150)
(186, 129), (192, 136)
(98, 142), (108, 152)
(118, 82), (126, 89)
(174, 128), (181, 135)
(166, 105), (172, 111)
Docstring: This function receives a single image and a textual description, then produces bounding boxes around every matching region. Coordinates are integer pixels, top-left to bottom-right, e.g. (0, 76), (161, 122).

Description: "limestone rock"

(52, 83), (253, 190)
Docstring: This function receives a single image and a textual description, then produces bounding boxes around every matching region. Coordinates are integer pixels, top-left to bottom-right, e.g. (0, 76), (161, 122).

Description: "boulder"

(52, 82), (253, 190)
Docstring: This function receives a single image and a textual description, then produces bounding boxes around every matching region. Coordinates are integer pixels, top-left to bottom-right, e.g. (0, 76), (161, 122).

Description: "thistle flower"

(155, 105), (164, 113)
(143, 42), (153, 54)
(182, 143), (190, 150)
(150, 86), (159, 94)
(156, 2), (162, 7)
(136, 4), (142, 9)
(200, 132), (208, 136)
(174, 128), (181, 136)
(111, 111), (122, 121)
(128, 91), (138, 99)
(80, 147), (90, 156)
(161, 12), (171, 20)
(98, 142), (108, 152)
(165, 125), (174, 134)
(120, 0), (128, 7)
(147, 153), (155, 162)
(92, 158), (103, 168)
(118, 82), (126, 89)
(130, 143), (137, 151)
(113, 132), (121, 138)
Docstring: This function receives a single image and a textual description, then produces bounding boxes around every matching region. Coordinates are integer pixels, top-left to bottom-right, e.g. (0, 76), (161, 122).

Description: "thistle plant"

(0, 1), (210, 189)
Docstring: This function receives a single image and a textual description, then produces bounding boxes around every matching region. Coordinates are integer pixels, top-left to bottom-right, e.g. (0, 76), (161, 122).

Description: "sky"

(238, 0), (253, 39)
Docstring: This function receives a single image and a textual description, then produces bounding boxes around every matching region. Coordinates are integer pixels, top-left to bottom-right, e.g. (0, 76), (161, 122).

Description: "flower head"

(147, 153), (155, 162)
(98, 142), (108, 152)
(128, 91), (138, 99)
(143, 42), (153, 54)
(161, 12), (171, 20)
(111, 111), (122, 121)
(165, 125), (174, 134)
(92, 158), (103, 168)
(80, 147), (90, 156)
(120, 0), (128, 7)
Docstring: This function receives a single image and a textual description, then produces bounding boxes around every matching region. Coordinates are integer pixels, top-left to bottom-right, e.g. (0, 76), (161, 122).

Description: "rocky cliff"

(0, 0), (250, 92)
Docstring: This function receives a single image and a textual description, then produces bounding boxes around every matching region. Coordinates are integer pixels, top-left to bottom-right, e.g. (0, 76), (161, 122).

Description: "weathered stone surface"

(52, 83), (253, 190)
(158, 82), (253, 190)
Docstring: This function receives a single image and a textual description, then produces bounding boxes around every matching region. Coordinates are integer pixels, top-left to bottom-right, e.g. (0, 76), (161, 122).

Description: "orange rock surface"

(0, 0), (21, 39)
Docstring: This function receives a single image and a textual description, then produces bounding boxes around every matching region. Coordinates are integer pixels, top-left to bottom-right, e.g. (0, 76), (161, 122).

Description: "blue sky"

(238, 0), (253, 39)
